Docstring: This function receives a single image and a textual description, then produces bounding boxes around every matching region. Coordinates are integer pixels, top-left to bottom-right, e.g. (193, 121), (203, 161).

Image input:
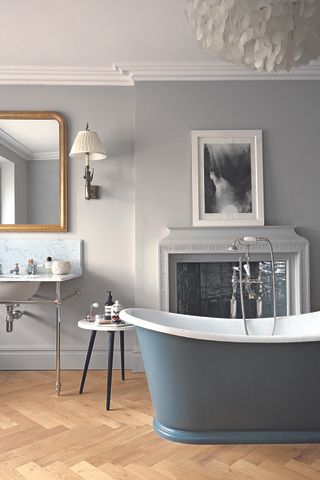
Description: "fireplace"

(159, 227), (309, 316)
(173, 259), (287, 318)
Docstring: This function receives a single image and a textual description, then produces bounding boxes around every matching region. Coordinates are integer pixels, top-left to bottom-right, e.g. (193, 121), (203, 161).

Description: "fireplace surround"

(159, 227), (309, 316)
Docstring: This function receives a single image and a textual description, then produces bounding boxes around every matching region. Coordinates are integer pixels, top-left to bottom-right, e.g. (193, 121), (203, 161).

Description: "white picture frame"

(192, 130), (264, 227)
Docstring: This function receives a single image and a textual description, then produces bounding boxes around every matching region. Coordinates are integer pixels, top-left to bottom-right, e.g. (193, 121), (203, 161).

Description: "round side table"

(78, 320), (135, 410)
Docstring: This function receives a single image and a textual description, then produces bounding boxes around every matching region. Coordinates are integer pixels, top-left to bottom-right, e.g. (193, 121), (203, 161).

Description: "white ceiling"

(2, 0), (208, 65)
(0, 120), (59, 160)
(1, 0), (320, 84)
(0, 120), (58, 151)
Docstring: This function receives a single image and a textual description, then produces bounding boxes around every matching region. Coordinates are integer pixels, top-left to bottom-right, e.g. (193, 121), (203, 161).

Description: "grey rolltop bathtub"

(120, 308), (320, 444)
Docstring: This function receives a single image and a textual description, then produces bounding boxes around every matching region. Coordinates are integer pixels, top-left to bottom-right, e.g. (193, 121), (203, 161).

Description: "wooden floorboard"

(1, 370), (320, 479)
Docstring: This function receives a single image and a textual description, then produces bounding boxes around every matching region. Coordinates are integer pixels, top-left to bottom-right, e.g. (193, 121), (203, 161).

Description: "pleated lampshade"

(69, 130), (107, 160)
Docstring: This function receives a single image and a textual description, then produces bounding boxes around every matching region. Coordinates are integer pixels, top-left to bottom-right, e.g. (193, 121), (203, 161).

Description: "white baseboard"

(0, 346), (144, 372)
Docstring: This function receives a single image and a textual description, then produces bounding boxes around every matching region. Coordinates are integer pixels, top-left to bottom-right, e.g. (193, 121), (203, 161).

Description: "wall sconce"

(69, 123), (107, 200)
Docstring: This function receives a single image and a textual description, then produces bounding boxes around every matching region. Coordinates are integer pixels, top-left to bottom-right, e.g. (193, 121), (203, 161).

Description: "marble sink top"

(0, 273), (82, 302)
(0, 273), (81, 282)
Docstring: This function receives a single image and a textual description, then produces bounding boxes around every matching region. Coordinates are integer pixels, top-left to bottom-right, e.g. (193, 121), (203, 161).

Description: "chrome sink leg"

(55, 282), (61, 395)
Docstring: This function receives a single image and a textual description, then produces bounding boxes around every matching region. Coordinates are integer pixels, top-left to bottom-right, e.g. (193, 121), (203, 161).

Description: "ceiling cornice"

(0, 65), (133, 86)
(0, 128), (57, 161)
(115, 62), (320, 81)
(0, 62), (319, 85)
(0, 128), (32, 159)
(32, 151), (59, 161)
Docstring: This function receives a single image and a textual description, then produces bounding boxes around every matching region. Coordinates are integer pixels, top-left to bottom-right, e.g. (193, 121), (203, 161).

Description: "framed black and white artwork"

(192, 130), (264, 226)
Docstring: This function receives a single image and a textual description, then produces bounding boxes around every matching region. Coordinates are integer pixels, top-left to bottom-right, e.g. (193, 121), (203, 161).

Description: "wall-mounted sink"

(0, 280), (40, 302)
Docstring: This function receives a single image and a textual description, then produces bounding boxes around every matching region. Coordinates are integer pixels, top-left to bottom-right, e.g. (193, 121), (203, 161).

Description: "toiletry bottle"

(86, 302), (99, 322)
(44, 256), (52, 273)
(104, 291), (114, 320)
(111, 300), (123, 324)
(26, 259), (33, 275)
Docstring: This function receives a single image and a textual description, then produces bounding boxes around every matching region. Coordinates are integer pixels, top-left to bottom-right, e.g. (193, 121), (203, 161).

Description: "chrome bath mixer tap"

(228, 237), (277, 336)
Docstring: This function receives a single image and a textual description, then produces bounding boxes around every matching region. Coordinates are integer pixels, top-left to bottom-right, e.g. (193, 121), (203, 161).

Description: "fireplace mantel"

(159, 226), (310, 315)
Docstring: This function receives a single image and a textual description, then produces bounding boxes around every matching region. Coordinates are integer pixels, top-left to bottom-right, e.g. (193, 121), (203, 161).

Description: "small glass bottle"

(111, 300), (123, 324)
(86, 302), (99, 322)
(44, 256), (53, 273)
(26, 259), (33, 275)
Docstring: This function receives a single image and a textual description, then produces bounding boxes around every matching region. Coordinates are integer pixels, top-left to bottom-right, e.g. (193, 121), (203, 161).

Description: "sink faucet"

(10, 263), (20, 275)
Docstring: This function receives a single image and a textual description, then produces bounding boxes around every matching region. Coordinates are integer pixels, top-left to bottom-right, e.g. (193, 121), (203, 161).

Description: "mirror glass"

(0, 112), (67, 231)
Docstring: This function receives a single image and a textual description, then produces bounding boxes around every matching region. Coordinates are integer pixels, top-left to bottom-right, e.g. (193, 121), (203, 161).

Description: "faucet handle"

(244, 264), (251, 277)
(10, 263), (20, 274)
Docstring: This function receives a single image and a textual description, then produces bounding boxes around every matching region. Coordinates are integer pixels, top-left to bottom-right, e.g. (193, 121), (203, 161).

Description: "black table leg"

(120, 331), (125, 381)
(79, 330), (97, 394)
(106, 331), (115, 411)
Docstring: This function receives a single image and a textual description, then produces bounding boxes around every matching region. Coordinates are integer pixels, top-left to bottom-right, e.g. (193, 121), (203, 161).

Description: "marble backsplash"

(0, 238), (83, 275)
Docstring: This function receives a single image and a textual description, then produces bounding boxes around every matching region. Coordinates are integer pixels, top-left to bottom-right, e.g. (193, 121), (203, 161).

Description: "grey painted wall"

(27, 159), (59, 224)
(0, 143), (28, 224)
(0, 80), (320, 371)
(134, 81), (320, 312)
(0, 86), (135, 370)
(0, 158), (15, 223)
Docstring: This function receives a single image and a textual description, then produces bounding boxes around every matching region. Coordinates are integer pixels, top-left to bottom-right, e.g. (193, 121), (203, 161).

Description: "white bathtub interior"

(121, 308), (320, 343)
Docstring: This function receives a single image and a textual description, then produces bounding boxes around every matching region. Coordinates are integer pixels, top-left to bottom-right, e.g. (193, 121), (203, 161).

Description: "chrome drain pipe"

(5, 305), (26, 333)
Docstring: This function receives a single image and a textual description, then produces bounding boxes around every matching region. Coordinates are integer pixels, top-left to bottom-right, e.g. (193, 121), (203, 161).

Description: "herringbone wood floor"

(1, 371), (320, 479)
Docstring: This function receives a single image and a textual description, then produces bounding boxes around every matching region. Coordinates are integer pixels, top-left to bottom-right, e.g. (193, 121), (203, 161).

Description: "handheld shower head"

(243, 236), (257, 243)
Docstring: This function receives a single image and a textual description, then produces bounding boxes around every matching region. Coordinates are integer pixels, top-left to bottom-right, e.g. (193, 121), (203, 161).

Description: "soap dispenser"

(104, 291), (114, 320)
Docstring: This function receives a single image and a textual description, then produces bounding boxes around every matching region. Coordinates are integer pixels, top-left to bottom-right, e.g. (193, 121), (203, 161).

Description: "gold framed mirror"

(0, 111), (67, 232)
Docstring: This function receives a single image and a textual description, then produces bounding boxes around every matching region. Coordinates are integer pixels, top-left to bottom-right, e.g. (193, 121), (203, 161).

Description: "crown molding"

(32, 151), (59, 161)
(0, 65), (133, 86)
(0, 62), (319, 85)
(115, 61), (320, 81)
(0, 128), (57, 161)
(0, 128), (33, 159)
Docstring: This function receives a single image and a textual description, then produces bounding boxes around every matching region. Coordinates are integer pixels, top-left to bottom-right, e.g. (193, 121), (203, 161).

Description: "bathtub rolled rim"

(120, 308), (320, 344)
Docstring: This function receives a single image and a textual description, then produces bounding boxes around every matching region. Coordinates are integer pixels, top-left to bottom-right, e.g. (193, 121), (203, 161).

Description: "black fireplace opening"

(175, 261), (287, 319)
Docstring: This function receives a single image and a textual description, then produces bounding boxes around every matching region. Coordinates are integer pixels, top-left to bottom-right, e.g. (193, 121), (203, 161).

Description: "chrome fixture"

(227, 241), (238, 252)
(69, 123), (107, 200)
(10, 263), (20, 275)
(1, 288), (81, 393)
(5, 305), (26, 333)
(228, 236), (277, 336)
